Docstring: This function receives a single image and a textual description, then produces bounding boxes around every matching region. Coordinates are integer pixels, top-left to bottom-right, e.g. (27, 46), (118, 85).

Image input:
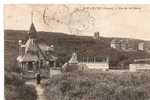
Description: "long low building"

(79, 56), (109, 71)
(129, 58), (150, 72)
(79, 62), (109, 71)
(62, 53), (110, 71)
(129, 64), (150, 72)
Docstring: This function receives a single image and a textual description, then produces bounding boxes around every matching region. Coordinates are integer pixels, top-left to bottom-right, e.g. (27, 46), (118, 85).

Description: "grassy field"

(4, 30), (150, 100)
(5, 72), (37, 100)
(43, 70), (150, 100)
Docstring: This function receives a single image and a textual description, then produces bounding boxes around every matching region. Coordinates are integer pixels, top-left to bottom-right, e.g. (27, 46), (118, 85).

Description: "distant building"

(129, 58), (150, 72)
(93, 32), (100, 40)
(120, 40), (128, 50)
(138, 42), (150, 52)
(110, 39), (130, 51)
(144, 42), (150, 52)
(110, 39), (121, 49)
(17, 22), (57, 78)
(127, 41), (138, 51)
(138, 42), (144, 51)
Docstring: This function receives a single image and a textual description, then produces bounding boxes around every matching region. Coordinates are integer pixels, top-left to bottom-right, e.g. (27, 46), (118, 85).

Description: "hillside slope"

(4, 30), (150, 70)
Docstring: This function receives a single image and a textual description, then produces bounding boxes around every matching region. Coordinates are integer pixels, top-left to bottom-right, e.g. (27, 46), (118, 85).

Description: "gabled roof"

(21, 53), (39, 62)
(17, 39), (57, 62)
(17, 23), (57, 62)
(25, 38), (39, 53)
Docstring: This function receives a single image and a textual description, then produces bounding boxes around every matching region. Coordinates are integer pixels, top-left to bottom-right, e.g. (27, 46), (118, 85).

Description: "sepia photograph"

(4, 4), (150, 100)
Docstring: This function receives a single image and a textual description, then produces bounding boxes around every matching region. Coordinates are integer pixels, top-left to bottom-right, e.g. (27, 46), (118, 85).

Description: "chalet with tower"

(17, 22), (57, 78)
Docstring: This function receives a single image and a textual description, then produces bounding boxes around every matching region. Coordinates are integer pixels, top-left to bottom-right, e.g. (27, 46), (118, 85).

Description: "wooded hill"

(4, 30), (150, 70)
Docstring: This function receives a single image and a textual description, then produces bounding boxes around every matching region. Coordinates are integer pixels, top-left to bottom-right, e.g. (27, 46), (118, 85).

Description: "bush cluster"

(5, 72), (37, 100)
(44, 71), (150, 100)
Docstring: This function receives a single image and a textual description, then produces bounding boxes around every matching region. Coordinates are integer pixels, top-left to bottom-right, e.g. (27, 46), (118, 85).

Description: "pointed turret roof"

(68, 52), (78, 64)
(28, 23), (37, 39)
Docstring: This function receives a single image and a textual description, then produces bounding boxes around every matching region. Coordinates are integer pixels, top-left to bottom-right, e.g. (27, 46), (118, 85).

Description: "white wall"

(50, 69), (62, 76)
(79, 62), (109, 71)
(129, 64), (150, 72)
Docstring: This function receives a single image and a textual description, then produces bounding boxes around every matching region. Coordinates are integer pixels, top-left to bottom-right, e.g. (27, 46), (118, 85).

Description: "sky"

(4, 4), (150, 40)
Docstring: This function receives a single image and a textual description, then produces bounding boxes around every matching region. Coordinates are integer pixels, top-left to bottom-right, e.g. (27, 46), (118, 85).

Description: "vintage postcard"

(4, 4), (150, 100)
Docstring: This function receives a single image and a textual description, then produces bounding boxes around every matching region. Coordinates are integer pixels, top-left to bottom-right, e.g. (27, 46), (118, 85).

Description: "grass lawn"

(43, 70), (150, 100)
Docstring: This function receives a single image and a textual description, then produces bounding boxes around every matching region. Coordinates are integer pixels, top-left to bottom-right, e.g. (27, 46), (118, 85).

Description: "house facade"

(138, 42), (150, 53)
(110, 39), (122, 49)
(110, 39), (137, 51)
(17, 23), (57, 78)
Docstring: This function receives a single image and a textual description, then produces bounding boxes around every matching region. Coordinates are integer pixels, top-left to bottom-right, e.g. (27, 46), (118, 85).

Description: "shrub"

(44, 71), (150, 100)
(5, 72), (37, 100)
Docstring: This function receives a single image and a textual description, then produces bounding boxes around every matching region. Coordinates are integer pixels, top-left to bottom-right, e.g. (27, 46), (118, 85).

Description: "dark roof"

(25, 38), (39, 53)
(28, 23), (37, 39)
(17, 39), (57, 62)
(17, 23), (57, 62)
(19, 53), (39, 62)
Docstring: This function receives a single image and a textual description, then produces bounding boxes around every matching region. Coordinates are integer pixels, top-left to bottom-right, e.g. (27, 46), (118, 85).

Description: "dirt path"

(25, 80), (47, 100)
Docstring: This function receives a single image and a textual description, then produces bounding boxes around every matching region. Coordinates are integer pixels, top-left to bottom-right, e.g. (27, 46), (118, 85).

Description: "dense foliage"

(44, 71), (150, 100)
(4, 30), (38, 100)
(5, 72), (37, 100)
